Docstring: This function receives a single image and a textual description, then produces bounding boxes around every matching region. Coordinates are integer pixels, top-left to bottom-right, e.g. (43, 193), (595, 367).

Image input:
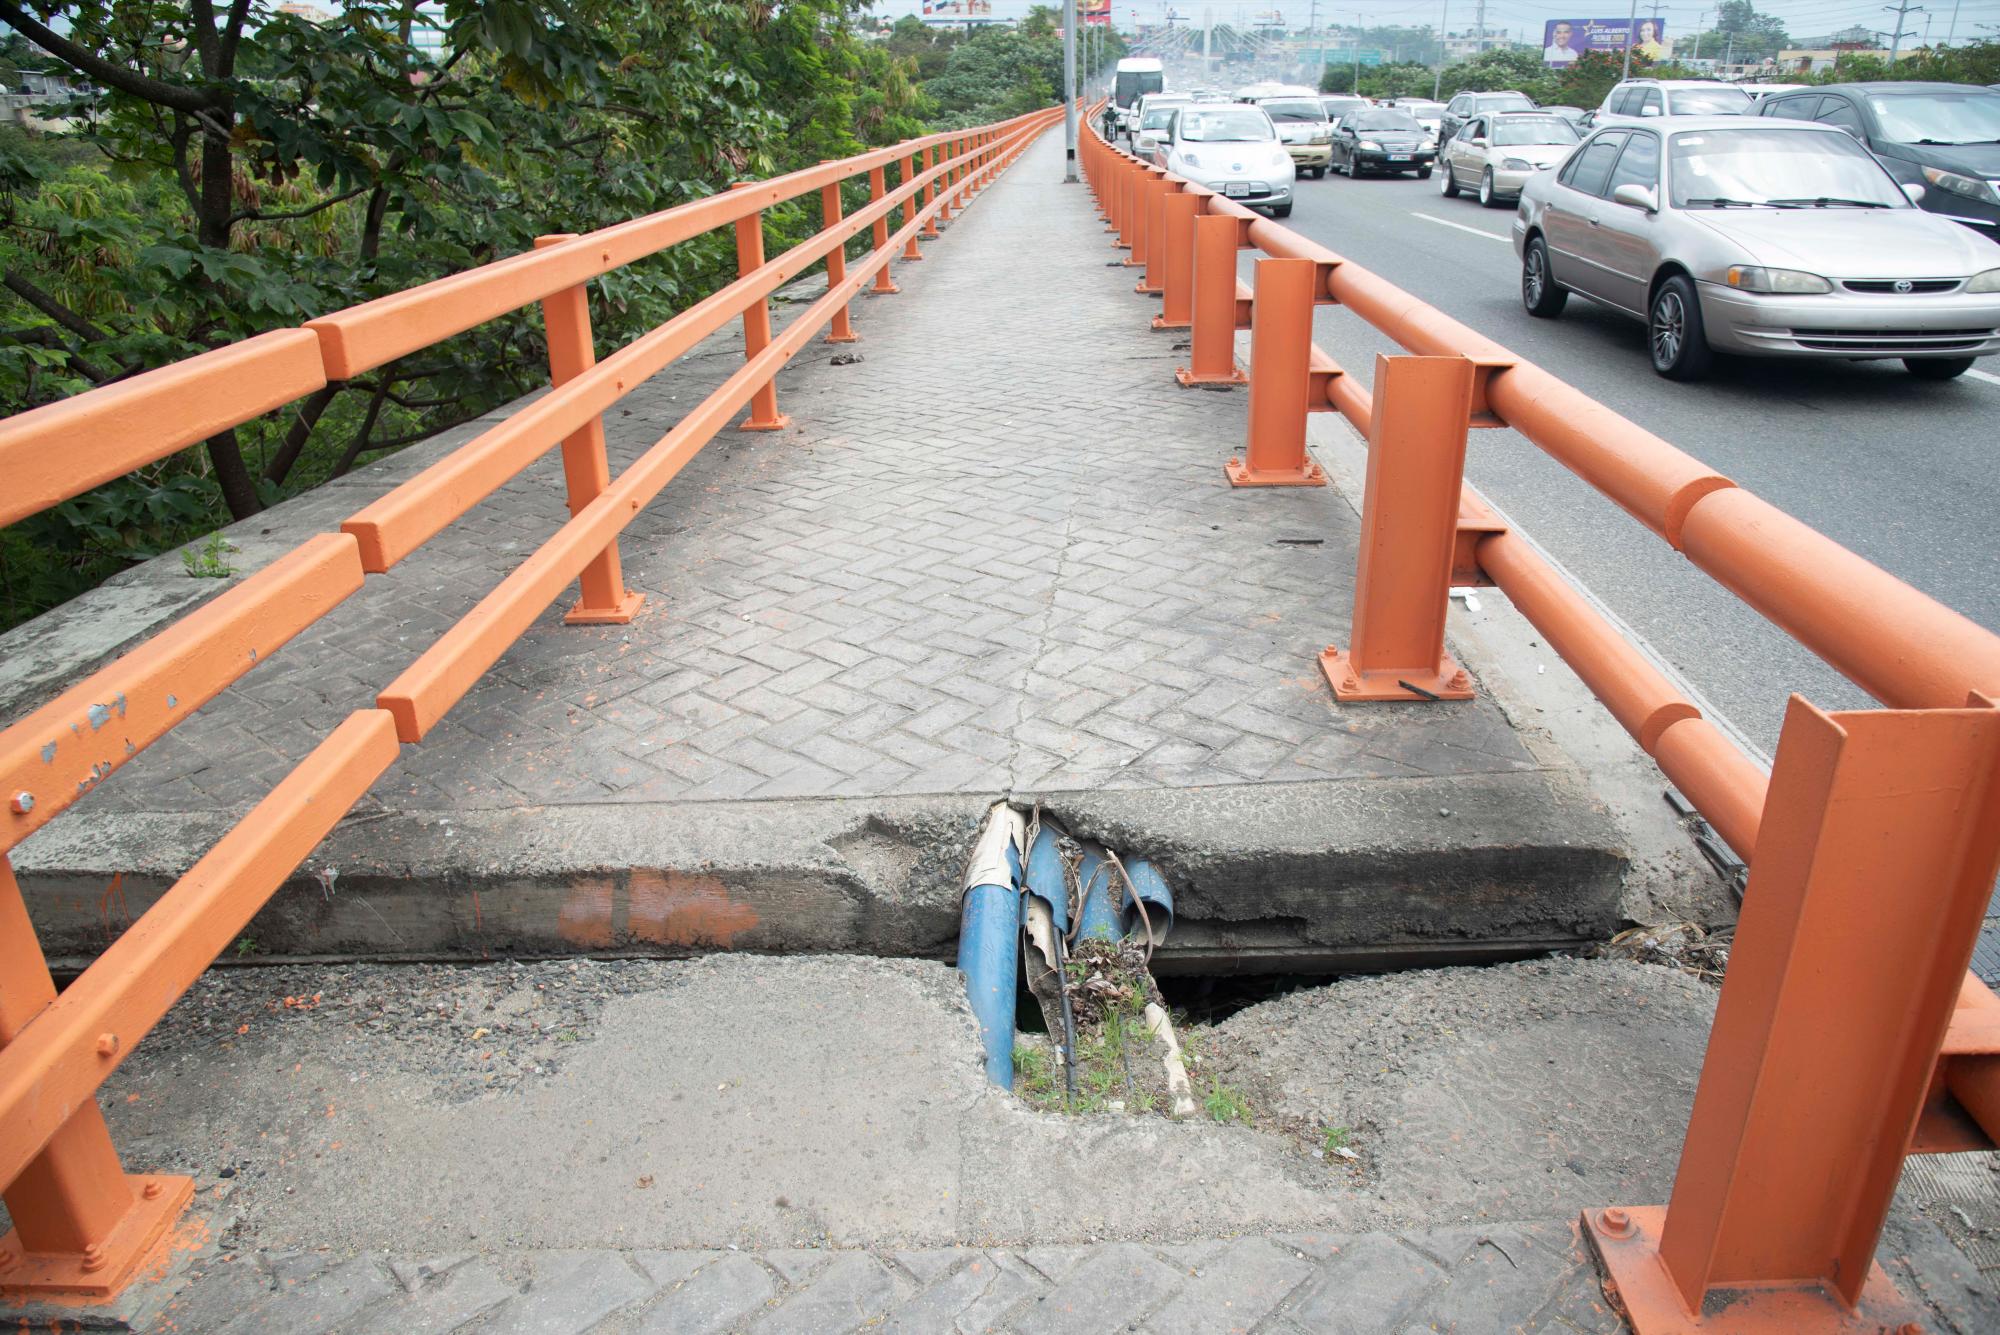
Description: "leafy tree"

(0, 0), (930, 628)
(1708, 1), (1789, 62)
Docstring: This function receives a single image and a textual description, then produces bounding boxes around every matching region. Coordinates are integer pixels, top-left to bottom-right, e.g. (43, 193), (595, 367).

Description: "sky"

(866, 0), (2000, 46)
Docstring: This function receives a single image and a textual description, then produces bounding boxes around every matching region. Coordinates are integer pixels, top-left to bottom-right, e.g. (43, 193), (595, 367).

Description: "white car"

(1153, 104), (1295, 217)
(1438, 111), (1582, 207)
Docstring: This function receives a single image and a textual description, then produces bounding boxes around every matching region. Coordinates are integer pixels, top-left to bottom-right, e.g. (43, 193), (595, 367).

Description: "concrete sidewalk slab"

(4, 130), (1645, 969)
(8, 954), (1993, 1333)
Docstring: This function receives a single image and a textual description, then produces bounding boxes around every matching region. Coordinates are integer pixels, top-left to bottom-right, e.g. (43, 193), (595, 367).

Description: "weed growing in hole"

(1322, 1125), (1350, 1153)
(182, 532), (234, 579)
(233, 936), (260, 957)
(1203, 1081), (1250, 1125)
(1012, 1043), (1056, 1100)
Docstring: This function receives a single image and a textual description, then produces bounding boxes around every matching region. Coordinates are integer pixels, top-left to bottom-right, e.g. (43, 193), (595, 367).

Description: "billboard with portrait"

(1081, 0), (1111, 25)
(1541, 18), (1668, 67)
(922, 0), (995, 19)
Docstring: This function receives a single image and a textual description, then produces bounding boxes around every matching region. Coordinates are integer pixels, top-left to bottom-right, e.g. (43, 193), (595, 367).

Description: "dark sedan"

(1331, 107), (1436, 179)
(1757, 82), (2000, 242)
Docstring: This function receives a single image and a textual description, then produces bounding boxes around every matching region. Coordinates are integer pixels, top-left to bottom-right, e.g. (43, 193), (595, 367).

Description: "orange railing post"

(729, 183), (792, 431)
(1177, 212), (1246, 386)
(921, 144), (941, 239)
(532, 235), (644, 624)
(869, 164), (900, 295)
(1136, 176), (1176, 296)
(0, 857), (192, 1301)
(1225, 257), (1324, 488)
(901, 148), (924, 260)
(1319, 356), (1476, 700)
(1123, 167), (1155, 269)
(818, 168), (860, 345)
(1153, 192), (1198, 331)
(1585, 697), (2000, 1333)
(1114, 159), (1137, 250)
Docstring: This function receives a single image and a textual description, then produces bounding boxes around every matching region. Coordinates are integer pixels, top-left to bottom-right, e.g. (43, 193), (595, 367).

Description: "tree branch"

(0, 3), (218, 115)
(3, 269), (113, 344)
(231, 183), (370, 226)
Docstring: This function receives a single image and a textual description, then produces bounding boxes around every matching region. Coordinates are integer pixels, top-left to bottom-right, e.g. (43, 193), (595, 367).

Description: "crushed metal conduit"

(958, 803), (1026, 1088)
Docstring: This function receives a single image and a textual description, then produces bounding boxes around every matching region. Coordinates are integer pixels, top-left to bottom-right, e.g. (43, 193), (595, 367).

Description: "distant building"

(1441, 29), (1515, 61)
(1775, 46), (1920, 73)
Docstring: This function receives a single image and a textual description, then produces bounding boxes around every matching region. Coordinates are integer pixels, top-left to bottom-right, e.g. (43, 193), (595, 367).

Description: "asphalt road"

(1272, 169), (2000, 755)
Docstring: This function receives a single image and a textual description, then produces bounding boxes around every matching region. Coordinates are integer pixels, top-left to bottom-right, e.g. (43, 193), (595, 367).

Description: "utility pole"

(1620, 0), (1640, 78)
(1433, 0), (1447, 99)
(1063, 0), (1078, 182)
(1885, 0), (1924, 63)
(1692, 7), (1709, 62)
(1474, 0), (1486, 52)
(1945, 0), (1962, 44)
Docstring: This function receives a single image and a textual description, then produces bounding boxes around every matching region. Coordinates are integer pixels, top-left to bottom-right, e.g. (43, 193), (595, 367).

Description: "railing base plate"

(737, 414), (794, 433)
(1151, 316), (1191, 331)
(1319, 648), (1473, 702)
(564, 590), (646, 626)
(1582, 1207), (1921, 1334)
(1224, 457), (1325, 489)
(0, 1173), (192, 1304)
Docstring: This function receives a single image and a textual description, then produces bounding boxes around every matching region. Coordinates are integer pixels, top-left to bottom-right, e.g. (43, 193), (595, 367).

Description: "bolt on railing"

(1084, 111), (2000, 1334)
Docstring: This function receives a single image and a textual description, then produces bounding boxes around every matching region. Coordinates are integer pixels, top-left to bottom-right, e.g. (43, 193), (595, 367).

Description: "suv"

(1441, 90), (1537, 142)
(1757, 82), (2000, 241)
(1594, 79), (1751, 125)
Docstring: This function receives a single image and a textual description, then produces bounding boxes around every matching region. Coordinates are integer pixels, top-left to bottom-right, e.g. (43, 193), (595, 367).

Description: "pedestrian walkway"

(6, 130), (1625, 969)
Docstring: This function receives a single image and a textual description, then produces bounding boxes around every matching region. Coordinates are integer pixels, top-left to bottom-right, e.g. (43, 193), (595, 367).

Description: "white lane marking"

(1412, 211), (1511, 243)
(1968, 367), (2000, 388)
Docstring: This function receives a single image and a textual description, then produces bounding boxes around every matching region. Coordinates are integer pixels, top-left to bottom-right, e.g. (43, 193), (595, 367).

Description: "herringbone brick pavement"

(69, 131), (1535, 817)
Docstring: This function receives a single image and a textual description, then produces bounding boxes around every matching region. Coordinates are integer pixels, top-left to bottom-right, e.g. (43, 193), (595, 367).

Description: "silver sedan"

(1513, 117), (2000, 380)
(1438, 111), (1581, 207)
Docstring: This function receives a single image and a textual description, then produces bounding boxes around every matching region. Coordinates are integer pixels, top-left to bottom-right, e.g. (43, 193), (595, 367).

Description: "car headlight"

(1501, 157), (1534, 171)
(1968, 267), (2000, 293)
(1181, 151), (1201, 167)
(1312, 130), (1332, 144)
(1726, 266), (1833, 295)
(1922, 166), (2000, 206)
(1359, 140), (1381, 151)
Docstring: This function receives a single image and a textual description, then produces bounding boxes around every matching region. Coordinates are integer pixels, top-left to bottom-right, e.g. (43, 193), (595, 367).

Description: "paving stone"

(218, 1255), (397, 1335)
(1140, 1237), (1315, 1335)
(341, 1258), (516, 1334)
(632, 1250), (724, 1289)
(479, 1250), (654, 1334)
(1282, 1232), (1448, 1335)
(1399, 1227), (1589, 1335)
(877, 1253), (1034, 1335)
(750, 1251), (901, 1335)
(758, 1247), (829, 1285)
(1006, 1241), (1185, 1335)
(636, 1254), (777, 1335)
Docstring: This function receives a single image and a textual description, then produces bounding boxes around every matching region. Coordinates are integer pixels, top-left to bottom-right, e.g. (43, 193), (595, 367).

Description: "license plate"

(1388, 154), (1411, 161)
(1224, 183), (1249, 197)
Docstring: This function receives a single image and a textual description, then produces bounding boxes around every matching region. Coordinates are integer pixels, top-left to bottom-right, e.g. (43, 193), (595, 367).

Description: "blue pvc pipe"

(959, 840), (1023, 1088)
(1073, 843), (1121, 943)
(1023, 821), (1071, 937)
(1118, 857), (1175, 942)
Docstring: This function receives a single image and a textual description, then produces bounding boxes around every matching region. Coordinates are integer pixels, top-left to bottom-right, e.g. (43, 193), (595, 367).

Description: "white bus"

(1113, 58), (1164, 131)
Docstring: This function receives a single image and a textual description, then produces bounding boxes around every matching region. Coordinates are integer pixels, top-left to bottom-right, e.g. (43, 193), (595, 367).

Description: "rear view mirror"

(1470, 136), (1488, 147)
(1902, 181), (1926, 205)
(1612, 182), (1658, 212)
(1640, 104), (1662, 118)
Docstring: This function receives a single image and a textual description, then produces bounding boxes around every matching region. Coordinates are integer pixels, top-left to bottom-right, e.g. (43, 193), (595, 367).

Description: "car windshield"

(1399, 101), (1445, 117)
(1261, 99), (1327, 123)
(1668, 86), (1751, 115)
(1141, 109), (1177, 131)
(1492, 117), (1580, 146)
(1353, 110), (1422, 132)
(1322, 98), (1365, 115)
(1868, 91), (2000, 145)
(1669, 128), (1906, 208)
(1478, 94), (1534, 112)
(1180, 108), (1274, 142)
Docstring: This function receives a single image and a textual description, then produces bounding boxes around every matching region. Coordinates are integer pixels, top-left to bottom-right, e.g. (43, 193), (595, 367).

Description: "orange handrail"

(0, 101), (1066, 1302)
(1083, 116), (2000, 1335)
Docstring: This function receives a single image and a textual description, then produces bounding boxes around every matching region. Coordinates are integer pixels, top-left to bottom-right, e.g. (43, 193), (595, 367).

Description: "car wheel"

(1649, 275), (1714, 381)
(1270, 202), (1293, 217)
(1309, 166), (1324, 179)
(1439, 166), (1459, 197)
(1905, 356), (1975, 380)
(1479, 169), (1501, 208)
(1417, 166), (1433, 179)
(1521, 236), (1567, 318)
(1346, 154), (1361, 179)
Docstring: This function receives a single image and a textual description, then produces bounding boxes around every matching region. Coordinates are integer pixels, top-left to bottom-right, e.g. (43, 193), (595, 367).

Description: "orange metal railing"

(0, 104), (1064, 1303)
(1085, 118), (2000, 1334)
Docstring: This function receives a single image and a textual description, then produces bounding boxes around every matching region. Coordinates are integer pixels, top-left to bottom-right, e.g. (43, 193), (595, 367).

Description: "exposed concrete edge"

(16, 765), (1624, 968)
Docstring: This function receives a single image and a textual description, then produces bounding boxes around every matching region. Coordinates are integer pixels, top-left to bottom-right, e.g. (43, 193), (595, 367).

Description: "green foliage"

(0, 0), (937, 631)
(1202, 1081), (1250, 1124)
(181, 531), (233, 579)
(1804, 40), (2000, 87)
(1322, 1124), (1350, 1152)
